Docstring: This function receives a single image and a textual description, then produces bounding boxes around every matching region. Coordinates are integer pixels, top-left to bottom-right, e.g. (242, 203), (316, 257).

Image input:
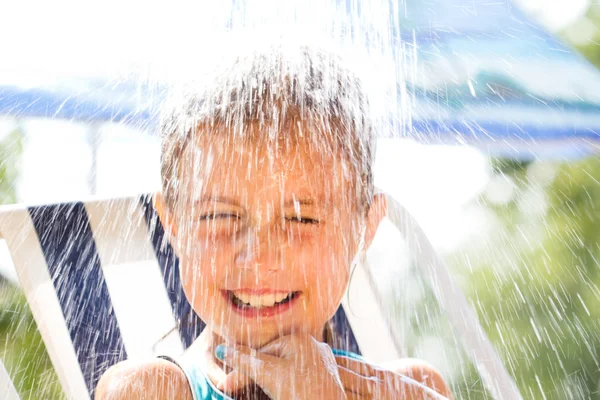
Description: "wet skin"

(94, 131), (451, 399)
(157, 131), (385, 350)
(105, 126), (452, 399)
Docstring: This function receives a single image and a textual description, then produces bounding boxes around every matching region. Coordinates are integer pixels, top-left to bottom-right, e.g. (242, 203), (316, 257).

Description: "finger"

(258, 333), (317, 359)
(218, 345), (288, 398)
(257, 337), (291, 358)
(216, 369), (252, 394)
(193, 331), (229, 385)
(217, 345), (282, 380)
(202, 355), (228, 386)
(337, 365), (381, 396)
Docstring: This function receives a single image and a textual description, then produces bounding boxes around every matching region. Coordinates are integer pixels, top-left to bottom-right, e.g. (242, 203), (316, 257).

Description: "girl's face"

(156, 132), (385, 348)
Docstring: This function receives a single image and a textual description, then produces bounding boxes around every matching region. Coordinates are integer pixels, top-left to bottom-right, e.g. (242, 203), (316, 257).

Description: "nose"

(233, 227), (284, 275)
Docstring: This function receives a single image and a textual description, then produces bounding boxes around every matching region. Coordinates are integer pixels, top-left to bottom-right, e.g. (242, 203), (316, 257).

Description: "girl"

(96, 42), (451, 400)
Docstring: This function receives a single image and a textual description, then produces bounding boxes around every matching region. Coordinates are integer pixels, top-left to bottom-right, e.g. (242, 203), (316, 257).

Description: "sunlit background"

(1, 0), (600, 399)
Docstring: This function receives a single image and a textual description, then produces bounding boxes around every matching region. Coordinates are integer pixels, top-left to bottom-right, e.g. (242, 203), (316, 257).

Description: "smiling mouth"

(223, 290), (302, 317)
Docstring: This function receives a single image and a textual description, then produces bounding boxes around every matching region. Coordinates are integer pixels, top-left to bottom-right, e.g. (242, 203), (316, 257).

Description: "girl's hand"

(217, 333), (347, 400)
(191, 329), (254, 394)
(335, 355), (451, 400)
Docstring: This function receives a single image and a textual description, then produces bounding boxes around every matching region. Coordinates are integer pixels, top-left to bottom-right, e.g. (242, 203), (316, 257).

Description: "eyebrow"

(194, 196), (323, 208)
(194, 196), (242, 207)
(283, 198), (317, 208)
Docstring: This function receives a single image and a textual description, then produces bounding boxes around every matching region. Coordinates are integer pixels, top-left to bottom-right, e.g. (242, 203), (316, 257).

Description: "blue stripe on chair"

(139, 194), (360, 355)
(331, 305), (361, 356)
(139, 195), (206, 350)
(28, 202), (127, 397)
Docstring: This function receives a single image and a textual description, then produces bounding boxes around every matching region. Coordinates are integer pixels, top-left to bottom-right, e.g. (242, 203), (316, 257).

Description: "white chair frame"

(0, 359), (20, 400)
(0, 193), (522, 399)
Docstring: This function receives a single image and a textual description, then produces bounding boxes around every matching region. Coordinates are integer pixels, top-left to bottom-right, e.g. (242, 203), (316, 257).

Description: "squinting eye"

(286, 216), (320, 225)
(198, 213), (240, 221)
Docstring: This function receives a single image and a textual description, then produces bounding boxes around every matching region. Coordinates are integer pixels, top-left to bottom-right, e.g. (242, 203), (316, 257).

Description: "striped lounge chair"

(0, 193), (521, 399)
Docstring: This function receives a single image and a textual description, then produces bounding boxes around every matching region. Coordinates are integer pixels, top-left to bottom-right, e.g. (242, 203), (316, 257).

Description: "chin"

(224, 328), (282, 348)
(218, 318), (299, 348)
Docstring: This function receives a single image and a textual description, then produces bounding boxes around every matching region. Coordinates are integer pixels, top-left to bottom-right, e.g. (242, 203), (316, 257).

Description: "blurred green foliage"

(561, 5), (600, 69)
(451, 155), (600, 399)
(432, 12), (600, 399)
(474, 10), (600, 388)
(0, 127), (64, 399)
(0, 128), (23, 205)
(0, 284), (64, 399)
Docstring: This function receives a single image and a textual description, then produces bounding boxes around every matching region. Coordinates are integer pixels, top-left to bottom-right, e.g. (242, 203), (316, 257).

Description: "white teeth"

(263, 294), (275, 307)
(232, 291), (293, 308)
(273, 292), (288, 303)
(237, 293), (251, 304)
(249, 295), (262, 307)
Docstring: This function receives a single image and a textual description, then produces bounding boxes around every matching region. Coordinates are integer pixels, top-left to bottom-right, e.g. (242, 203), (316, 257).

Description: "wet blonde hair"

(159, 42), (375, 211)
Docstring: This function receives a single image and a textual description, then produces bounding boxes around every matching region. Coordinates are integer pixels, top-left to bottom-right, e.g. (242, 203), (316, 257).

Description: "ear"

(363, 193), (387, 250)
(152, 192), (179, 240)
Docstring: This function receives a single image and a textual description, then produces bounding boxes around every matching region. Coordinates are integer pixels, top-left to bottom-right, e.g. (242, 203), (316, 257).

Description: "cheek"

(177, 236), (230, 278)
(300, 232), (353, 299)
(177, 249), (231, 315)
(302, 259), (349, 324)
(179, 256), (238, 328)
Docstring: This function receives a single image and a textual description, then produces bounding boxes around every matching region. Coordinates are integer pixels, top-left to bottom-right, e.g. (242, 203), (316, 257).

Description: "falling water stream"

(0, 1), (599, 399)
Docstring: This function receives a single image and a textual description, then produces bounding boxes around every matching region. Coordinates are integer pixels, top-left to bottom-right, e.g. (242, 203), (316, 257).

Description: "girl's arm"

(336, 356), (453, 399)
(94, 358), (193, 400)
(384, 358), (452, 399)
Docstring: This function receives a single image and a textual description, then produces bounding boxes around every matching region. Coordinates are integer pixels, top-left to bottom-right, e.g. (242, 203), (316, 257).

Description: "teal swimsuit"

(163, 348), (362, 400)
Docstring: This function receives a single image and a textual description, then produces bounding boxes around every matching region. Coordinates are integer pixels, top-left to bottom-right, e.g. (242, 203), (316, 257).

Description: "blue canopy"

(1, 0), (599, 156)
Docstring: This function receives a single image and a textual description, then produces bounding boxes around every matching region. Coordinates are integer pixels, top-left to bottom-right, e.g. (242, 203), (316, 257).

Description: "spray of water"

(3, 1), (599, 400)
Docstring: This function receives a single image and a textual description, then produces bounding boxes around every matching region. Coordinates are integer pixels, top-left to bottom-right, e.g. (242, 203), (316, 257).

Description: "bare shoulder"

(94, 358), (193, 400)
(382, 358), (453, 399)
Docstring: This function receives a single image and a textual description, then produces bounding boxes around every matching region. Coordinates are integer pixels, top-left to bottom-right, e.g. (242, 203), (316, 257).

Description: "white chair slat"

(341, 258), (404, 362)
(85, 197), (184, 359)
(0, 359), (20, 400)
(85, 197), (157, 265)
(0, 206), (90, 400)
(386, 194), (522, 400)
